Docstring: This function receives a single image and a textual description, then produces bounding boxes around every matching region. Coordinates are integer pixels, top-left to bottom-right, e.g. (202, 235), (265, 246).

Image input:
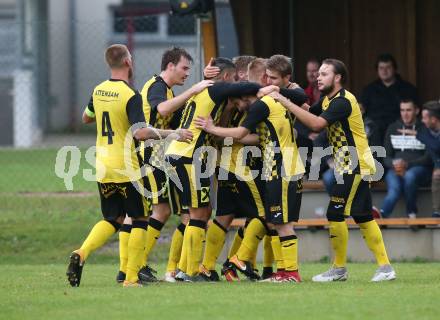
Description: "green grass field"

(0, 148), (95, 193)
(2, 263), (439, 320)
(1, 148), (440, 319)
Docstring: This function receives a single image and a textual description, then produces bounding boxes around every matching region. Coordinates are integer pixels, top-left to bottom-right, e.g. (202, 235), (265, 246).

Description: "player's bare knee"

(180, 213), (190, 225)
(215, 215), (234, 229)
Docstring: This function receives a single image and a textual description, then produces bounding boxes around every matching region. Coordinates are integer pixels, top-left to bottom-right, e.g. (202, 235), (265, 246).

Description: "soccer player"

(232, 55), (257, 81)
(165, 57), (265, 281)
(136, 47), (213, 283)
(195, 56), (308, 283)
(197, 57), (262, 282)
(66, 44), (192, 287)
(272, 58), (396, 282)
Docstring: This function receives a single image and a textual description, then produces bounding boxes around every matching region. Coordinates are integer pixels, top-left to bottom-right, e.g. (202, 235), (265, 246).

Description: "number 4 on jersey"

(102, 111), (115, 144)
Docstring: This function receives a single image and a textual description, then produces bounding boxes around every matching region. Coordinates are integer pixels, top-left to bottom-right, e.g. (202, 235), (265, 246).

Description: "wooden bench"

(302, 180), (431, 192)
(227, 218), (440, 229)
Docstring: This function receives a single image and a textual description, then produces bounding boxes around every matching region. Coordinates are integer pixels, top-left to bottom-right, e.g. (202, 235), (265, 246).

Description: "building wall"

(47, 0), (199, 131)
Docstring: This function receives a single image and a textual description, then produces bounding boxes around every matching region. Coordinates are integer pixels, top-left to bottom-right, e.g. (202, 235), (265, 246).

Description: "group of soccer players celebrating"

(66, 44), (396, 287)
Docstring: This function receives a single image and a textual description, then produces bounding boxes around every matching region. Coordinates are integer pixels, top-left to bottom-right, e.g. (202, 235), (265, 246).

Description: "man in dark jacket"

(360, 54), (418, 142)
(380, 99), (432, 218)
(418, 101), (440, 217)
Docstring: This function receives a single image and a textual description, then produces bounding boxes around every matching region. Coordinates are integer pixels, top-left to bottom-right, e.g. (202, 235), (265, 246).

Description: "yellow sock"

(329, 221), (348, 267)
(263, 235), (274, 268)
(202, 220), (227, 270)
(166, 223), (185, 272)
(178, 228), (189, 273)
(228, 227), (244, 259)
(359, 220), (390, 266)
(271, 234), (285, 270)
(236, 218), (266, 262)
(79, 220), (117, 261)
(143, 218), (163, 266)
(186, 220), (207, 276)
(280, 235), (298, 271)
(119, 224), (131, 273)
(126, 220), (148, 283)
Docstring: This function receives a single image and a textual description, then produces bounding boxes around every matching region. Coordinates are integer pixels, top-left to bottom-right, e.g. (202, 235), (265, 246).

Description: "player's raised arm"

(194, 115), (250, 140)
(268, 91), (328, 132)
(156, 80), (213, 117)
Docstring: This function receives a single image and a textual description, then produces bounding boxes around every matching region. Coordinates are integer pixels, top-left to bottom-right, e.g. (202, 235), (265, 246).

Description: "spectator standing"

(360, 53), (418, 141)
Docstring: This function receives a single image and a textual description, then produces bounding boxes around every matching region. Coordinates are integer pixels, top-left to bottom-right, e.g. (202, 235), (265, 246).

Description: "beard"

(320, 83), (334, 96)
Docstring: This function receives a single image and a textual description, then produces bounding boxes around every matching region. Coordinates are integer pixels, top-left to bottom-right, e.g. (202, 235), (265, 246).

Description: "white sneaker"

(175, 270), (191, 282)
(371, 265), (396, 282)
(164, 271), (176, 283)
(312, 267), (348, 282)
(408, 213), (417, 219)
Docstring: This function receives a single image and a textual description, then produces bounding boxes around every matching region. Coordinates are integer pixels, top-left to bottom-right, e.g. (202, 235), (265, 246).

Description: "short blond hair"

(105, 44), (130, 68)
(248, 58), (267, 81)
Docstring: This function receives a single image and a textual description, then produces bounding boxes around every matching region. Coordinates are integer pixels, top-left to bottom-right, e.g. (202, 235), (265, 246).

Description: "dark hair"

(266, 54), (293, 78)
(212, 57), (236, 77)
(375, 53), (397, 70)
(423, 100), (440, 120)
(161, 47), (193, 71)
(400, 98), (418, 108)
(322, 58), (348, 84)
(306, 57), (321, 66)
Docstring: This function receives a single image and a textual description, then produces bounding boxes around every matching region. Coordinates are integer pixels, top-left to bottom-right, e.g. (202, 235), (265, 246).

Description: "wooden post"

(201, 12), (218, 65)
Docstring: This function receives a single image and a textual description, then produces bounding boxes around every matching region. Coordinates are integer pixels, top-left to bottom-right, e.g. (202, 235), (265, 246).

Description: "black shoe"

(189, 274), (210, 282)
(66, 252), (83, 287)
(116, 271), (126, 283)
(262, 267), (274, 280)
(432, 212), (440, 218)
(229, 255), (261, 281)
(138, 265), (158, 283)
(199, 265), (220, 282)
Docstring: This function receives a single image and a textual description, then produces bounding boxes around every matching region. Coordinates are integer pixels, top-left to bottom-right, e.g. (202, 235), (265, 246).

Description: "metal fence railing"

(0, 13), (202, 194)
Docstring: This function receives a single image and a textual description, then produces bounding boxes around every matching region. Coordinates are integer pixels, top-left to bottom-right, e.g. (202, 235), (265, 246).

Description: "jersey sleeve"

(208, 82), (261, 104)
(241, 100), (270, 132)
(320, 97), (351, 124)
(279, 87), (308, 105)
(84, 95), (95, 117)
(309, 97), (324, 116)
(126, 92), (147, 126)
(147, 81), (168, 111)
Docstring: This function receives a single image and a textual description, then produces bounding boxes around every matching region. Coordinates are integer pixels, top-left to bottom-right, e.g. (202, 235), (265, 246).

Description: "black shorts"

(169, 182), (189, 215)
(216, 174), (265, 218)
(265, 177), (302, 224)
(98, 181), (148, 219)
(144, 166), (169, 205)
(166, 156), (211, 209)
(327, 173), (372, 217)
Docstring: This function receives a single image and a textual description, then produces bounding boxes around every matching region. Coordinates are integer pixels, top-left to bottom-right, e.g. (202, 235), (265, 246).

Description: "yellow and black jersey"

(310, 89), (376, 176)
(84, 79), (146, 183)
(140, 75), (175, 128)
(140, 75), (177, 168)
(241, 95), (305, 180)
(218, 108), (262, 178)
(165, 81), (261, 159)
